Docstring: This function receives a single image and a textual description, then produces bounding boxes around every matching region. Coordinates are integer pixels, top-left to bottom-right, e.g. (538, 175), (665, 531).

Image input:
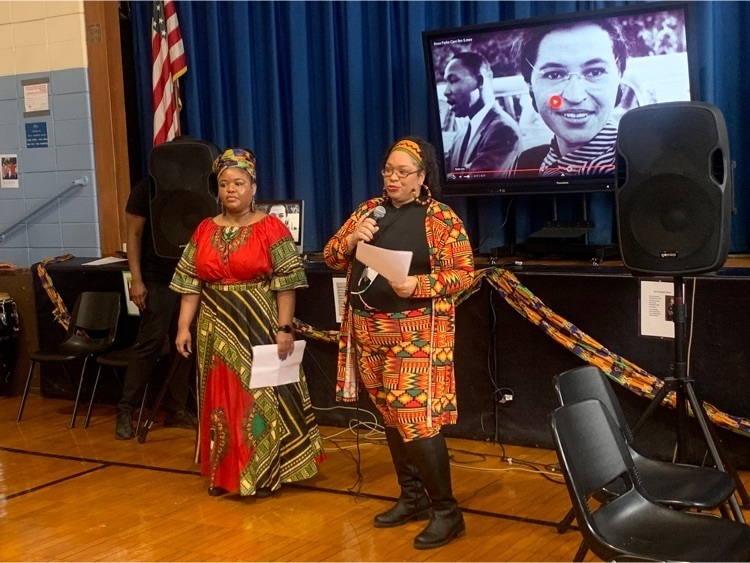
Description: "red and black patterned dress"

(170, 215), (324, 495)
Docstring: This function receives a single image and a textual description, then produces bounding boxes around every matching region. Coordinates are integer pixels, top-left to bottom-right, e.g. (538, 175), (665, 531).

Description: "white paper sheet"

(82, 256), (128, 266)
(639, 280), (679, 338)
(355, 242), (412, 283)
(249, 340), (306, 389)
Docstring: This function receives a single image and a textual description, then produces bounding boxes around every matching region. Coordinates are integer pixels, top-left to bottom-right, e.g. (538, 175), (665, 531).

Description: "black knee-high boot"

(403, 433), (465, 549)
(374, 427), (432, 527)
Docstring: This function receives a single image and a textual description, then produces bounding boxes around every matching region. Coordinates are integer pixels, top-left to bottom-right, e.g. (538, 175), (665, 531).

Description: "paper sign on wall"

(639, 280), (681, 338)
(23, 80), (50, 115)
(25, 122), (49, 148)
(0, 154), (19, 189)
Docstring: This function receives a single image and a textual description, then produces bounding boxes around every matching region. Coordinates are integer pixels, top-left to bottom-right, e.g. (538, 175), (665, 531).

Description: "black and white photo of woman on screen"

(512, 19), (628, 177)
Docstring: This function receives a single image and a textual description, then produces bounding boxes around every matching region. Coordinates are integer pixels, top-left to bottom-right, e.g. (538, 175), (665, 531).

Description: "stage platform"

(19, 254), (750, 469)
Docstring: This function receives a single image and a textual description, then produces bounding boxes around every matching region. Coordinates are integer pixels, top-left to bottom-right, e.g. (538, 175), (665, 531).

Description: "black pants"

(117, 282), (192, 414)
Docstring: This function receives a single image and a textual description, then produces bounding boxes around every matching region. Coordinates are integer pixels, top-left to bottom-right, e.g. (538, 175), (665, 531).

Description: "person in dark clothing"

(115, 178), (196, 440)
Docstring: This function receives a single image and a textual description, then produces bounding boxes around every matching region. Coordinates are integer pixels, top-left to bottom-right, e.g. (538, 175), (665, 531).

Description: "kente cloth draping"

(36, 254), (74, 330)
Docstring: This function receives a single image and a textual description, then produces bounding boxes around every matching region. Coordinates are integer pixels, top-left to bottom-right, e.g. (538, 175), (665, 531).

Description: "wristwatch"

(277, 324), (293, 334)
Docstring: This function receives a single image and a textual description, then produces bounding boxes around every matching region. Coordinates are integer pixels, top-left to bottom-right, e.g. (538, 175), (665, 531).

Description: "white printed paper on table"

(355, 242), (412, 283)
(249, 340), (307, 388)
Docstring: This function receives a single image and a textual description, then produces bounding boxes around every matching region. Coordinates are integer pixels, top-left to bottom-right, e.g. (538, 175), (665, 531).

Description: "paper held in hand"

(249, 340), (307, 389)
(356, 242), (413, 283)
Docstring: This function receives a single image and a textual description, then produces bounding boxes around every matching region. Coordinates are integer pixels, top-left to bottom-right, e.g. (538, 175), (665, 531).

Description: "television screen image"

(255, 199), (304, 250)
(422, 1), (697, 196)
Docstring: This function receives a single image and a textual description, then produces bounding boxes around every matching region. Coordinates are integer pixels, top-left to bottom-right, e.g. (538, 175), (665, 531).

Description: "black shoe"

(164, 409), (197, 429)
(115, 411), (134, 440)
(255, 487), (276, 498)
(208, 486), (228, 497)
(374, 427), (431, 528)
(374, 496), (431, 528)
(404, 434), (466, 550)
(413, 509), (466, 550)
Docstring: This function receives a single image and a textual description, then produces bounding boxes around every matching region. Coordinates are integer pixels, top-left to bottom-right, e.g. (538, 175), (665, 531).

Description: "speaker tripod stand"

(136, 351), (196, 445)
(630, 275), (750, 521)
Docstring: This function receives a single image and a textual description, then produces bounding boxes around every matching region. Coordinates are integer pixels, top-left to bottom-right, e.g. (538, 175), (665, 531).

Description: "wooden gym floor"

(1, 394), (749, 562)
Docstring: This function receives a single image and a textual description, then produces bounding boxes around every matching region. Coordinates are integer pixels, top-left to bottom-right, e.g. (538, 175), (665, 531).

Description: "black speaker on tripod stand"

(615, 101), (748, 518)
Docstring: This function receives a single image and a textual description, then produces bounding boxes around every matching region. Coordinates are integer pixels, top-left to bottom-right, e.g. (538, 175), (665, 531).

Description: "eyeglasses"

(527, 58), (618, 89)
(381, 167), (421, 179)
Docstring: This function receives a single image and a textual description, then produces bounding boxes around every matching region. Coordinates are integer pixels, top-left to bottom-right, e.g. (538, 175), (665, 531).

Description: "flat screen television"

(422, 1), (698, 197)
(256, 199), (304, 252)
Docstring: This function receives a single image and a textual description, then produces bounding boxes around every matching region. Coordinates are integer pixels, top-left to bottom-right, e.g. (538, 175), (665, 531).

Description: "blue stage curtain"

(129, 1), (750, 254)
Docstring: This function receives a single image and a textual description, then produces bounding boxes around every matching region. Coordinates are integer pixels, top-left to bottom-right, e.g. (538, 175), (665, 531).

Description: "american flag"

(151, 0), (187, 146)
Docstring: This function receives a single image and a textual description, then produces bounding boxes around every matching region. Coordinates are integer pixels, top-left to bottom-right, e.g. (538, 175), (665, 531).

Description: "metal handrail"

(0, 176), (89, 243)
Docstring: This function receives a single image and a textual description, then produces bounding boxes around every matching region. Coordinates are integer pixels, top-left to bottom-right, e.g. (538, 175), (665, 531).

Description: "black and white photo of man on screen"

(264, 201), (301, 244)
(443, 52), (520, 179)
(513, 19), (628, 177)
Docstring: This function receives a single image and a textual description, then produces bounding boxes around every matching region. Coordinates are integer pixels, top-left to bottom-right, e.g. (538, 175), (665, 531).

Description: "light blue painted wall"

(0, 67), (99, 268)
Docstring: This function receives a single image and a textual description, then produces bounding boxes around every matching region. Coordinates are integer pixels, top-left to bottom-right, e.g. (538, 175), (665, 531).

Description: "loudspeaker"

(149, 136), (220, 259)
(615, 101), (732, 275)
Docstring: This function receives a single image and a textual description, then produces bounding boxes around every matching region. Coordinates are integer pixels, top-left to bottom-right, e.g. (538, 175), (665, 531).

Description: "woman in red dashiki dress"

(171, 148), (324, 498)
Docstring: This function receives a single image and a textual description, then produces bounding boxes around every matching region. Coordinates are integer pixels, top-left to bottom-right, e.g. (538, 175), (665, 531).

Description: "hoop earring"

(251, 198), (256, 212)
(415, 184), (431, 205)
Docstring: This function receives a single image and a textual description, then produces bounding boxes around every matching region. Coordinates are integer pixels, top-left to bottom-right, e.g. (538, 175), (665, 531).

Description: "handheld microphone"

(372, 205), (386, 223)
(365, 205), (387, 244)
(358, 205), (387, 284)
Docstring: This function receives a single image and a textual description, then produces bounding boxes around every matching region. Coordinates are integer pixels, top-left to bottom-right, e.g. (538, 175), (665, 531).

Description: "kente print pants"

(351, 305), (448, 442)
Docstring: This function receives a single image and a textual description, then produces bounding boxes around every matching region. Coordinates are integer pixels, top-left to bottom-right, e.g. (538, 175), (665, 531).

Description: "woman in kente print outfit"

(171, 148), (324, 498)
(324, 136), (474, 549)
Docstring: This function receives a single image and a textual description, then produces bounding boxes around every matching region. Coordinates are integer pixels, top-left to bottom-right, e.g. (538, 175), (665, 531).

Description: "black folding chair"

(551, 398), (750, 562)
(84, 341), (169, 428)
(17, 291), (120, 428)
(553, 364), (739, 539)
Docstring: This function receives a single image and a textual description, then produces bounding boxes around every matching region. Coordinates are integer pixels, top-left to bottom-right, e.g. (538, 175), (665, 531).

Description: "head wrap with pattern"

(212, 148), (257, 181)
(390, 139), (423, 168)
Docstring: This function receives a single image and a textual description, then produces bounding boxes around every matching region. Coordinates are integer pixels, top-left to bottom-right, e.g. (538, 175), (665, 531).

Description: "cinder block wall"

(0, 1), (100, 268)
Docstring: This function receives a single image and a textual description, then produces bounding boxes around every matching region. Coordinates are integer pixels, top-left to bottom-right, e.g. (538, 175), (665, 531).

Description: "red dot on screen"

(549, 95), (563, 109)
